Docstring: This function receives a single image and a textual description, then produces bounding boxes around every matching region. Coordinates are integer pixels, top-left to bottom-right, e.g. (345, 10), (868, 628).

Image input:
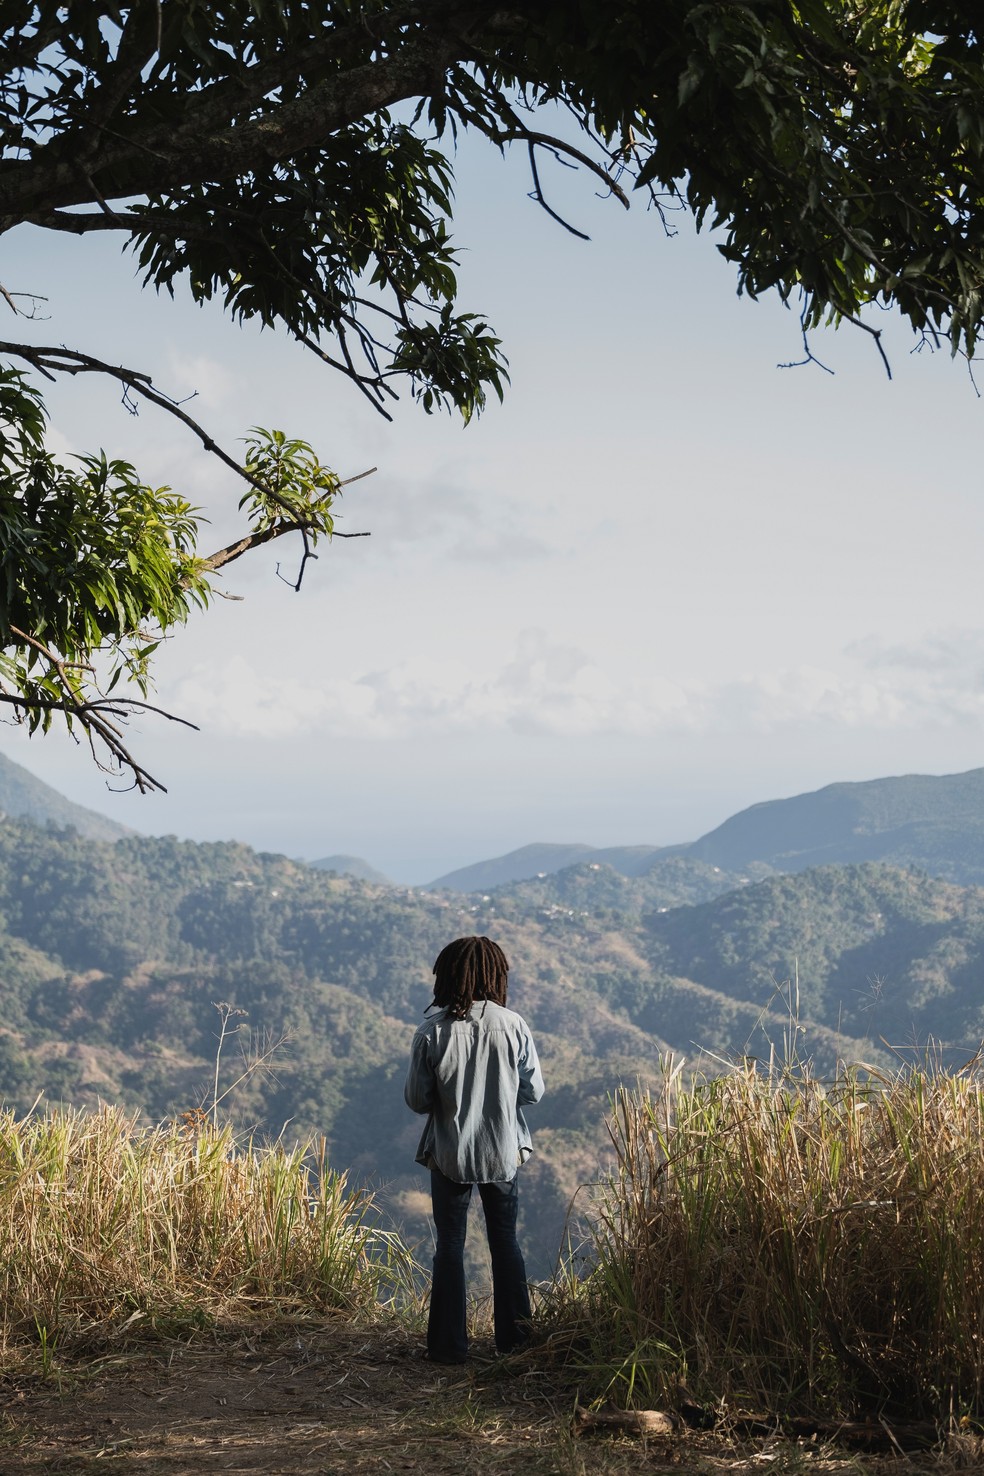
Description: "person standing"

(404, 936), (545, 1364)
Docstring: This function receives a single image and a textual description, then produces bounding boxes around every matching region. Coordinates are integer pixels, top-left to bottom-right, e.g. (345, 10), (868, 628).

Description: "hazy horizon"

(2, 737), (980, 885)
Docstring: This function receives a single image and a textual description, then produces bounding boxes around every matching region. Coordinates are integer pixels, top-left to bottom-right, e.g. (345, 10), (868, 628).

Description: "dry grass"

(0, 1098), (980, 1471)
(0, 1104), (411, 1355)
(548, 1057), (984, 1423)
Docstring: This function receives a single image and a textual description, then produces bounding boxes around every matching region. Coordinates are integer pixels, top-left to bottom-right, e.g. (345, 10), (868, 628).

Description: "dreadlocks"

(432, 936), (509, 1020)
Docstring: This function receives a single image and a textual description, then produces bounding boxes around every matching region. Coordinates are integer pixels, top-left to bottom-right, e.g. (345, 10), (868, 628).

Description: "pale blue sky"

(3, 131), (984, 881)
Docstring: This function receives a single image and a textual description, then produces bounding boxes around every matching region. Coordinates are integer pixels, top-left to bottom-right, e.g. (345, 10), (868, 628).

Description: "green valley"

(1, 803), (984, 1273)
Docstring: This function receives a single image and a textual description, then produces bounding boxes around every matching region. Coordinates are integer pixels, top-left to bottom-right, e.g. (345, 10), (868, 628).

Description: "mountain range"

(425, 768), (984, 891)
(6, 749), (984, 892)
(3, 752), (984, 1270)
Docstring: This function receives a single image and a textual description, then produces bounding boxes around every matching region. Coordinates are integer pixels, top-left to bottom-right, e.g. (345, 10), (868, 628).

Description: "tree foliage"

(2, 1), (984, 783)
(0, 372), (341, 788)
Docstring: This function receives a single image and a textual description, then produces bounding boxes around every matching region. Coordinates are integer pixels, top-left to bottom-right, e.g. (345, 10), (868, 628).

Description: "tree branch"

(75, 0), (164, 161)
(473, 107), (632, 214)
(0, 5), (499, 222)
(7, 624), (93, 676)
(198, 515), (369, 576)
(525, 137), (590, 240)
(0, 340), (308, 518)
(0, 689), (198, 795)
(23, 209), (225, 240)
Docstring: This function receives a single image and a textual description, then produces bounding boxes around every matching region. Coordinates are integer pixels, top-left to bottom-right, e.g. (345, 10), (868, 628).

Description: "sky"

(4, 131), (984, 882)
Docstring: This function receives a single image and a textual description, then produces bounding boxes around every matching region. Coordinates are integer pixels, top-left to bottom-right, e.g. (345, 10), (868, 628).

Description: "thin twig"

(0, 689), (199, 794)
(777, 311), (836, 375)
(526, 139), (590, 240)
(841, 313), (893, 380)
(276, 527), (318, 591)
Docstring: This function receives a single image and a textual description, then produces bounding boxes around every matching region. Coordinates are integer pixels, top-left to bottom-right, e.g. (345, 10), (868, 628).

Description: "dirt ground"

(0, 1323), (976, 1476)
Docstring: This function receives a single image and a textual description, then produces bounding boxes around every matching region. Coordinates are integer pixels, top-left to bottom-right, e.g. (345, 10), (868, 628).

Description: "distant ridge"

(0, 750), (130, 842)
(309, 853), (392, 884)
(425, 768), (984, 894)
(426, 842), (670, 892)
(11, 752), (984, 891)
(688, 767), (984, 882)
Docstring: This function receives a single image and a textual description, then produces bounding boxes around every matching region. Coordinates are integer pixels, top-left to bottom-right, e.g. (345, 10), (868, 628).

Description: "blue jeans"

(427, 1166), (532, 1362)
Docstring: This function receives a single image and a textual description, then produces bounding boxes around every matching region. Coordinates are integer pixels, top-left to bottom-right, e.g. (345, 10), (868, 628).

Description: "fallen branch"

(573, 1405), (680, 1438)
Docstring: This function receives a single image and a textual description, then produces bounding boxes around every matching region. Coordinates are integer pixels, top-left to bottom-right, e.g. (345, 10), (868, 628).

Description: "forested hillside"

(0, 818), (982, 1270)
(640, 865), (984, 1059)
(688, 768), (984, 882)
(0, 820), (672, 1272)
(0, 751), (130, 841)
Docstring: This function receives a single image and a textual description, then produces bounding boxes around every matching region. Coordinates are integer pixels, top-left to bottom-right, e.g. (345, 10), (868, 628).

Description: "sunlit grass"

(548, 1056), (984, 1421)
(0, 1104), (413, 1355)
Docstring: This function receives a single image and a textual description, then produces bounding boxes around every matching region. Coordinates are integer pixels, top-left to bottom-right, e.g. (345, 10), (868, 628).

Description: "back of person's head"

(432, 936), (509, 1020)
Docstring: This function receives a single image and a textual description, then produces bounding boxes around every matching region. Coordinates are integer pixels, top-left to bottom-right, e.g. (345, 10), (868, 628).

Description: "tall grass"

(553, 1058), (984, 1421)
(0, 1104), (411, 1352)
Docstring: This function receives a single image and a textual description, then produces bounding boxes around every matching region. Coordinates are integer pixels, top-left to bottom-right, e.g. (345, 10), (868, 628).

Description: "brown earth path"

(0, 1324), (967, 1475)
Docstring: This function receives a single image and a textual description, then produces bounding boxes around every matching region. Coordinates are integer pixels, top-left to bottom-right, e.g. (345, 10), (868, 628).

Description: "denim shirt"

(404, 1000), (545, 1184)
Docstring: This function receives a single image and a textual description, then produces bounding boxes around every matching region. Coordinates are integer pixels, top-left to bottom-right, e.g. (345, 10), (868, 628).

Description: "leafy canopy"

(1, 0), (984, 786)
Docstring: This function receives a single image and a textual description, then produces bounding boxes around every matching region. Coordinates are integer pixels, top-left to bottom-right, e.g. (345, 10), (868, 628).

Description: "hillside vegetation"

(642, 863), (984, 1054)
(558, 1062), (984, 1424)
(0, 820), (670, 1272)
(0, 752), (130, 841)
(1, 818), (984, 1269)
(689, 767), (984, 881)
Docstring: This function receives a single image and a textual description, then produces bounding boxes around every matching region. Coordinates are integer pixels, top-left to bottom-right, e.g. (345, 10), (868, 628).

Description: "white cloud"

(172, 655), (375, 739)
(43, 424), (80, 462)
(165, 351), (235, 412)
(170, 627), (984, 744)
(351, 473), (551, 564)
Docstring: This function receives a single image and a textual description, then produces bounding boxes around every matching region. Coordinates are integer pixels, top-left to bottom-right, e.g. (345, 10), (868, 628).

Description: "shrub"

(555, 1057), (984, 1420)
(0, 1105), (409, 1352)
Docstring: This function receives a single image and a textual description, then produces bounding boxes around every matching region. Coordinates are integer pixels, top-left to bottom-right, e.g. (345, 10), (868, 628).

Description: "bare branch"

(296, 330), (396, 420)
(777, 306), (836, 376)
(199, 476), (374, 571)
(8, 624), (94, 674)
(199, 519), (367, 574)
(338, 466), (376, 488)
(0, 340), (308, 517)
(456, 95), (630, 236)
(500, 126), (630, 211)
(0, 689), (198, 794)
(199, 522), (310, 573)
(841, 313), (893, 380)
(525, 138), (589, 239)
(276, 526), (318, 593)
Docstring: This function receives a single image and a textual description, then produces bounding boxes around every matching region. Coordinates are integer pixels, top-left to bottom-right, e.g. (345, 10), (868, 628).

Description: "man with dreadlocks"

(404, 935), (544, 1364)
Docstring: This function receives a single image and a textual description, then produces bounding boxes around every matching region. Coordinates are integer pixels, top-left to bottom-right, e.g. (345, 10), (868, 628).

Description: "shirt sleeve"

(404, 1028), (435, 1114)
(517, 1028), (545, 1105)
